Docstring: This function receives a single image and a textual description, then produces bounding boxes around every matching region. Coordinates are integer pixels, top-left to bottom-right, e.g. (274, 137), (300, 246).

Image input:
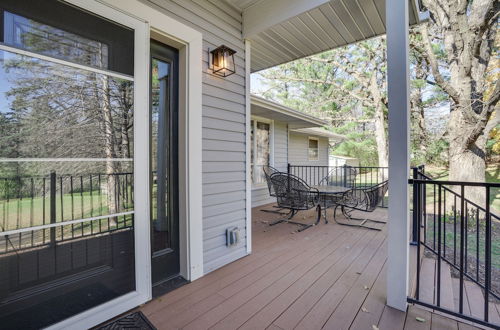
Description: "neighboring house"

(250, 95), (344, 207)
(0, 0), (426, 329)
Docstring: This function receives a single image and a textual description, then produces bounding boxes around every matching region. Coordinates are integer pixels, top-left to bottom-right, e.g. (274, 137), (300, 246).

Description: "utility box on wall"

(226, 227), (239, 247)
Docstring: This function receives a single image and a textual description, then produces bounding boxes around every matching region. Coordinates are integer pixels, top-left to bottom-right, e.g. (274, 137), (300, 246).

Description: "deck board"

(139, 205), (484, 330)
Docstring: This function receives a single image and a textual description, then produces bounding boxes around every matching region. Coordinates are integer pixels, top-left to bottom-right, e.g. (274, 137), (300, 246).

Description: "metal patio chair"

(269, 172), (321, 232)
(319, 165), (357, 188)
(259, 165), (288, 215)
(333, 180), (388, 230)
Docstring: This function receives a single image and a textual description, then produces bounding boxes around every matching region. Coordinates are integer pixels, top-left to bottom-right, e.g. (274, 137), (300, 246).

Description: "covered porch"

(139, 206), (487, 330)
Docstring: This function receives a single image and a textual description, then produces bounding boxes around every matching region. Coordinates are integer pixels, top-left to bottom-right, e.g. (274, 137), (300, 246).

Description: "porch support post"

(386, 0), (410, 311)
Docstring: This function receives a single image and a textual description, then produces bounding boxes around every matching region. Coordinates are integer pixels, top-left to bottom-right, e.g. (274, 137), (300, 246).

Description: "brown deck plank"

(270, 229), (382, 329)
(378, 305), (407, 330)
(431, 312), (459, 329)
(321, 240), (388, 330)
(404, 305), (431, 330)
(452, 277), (471, 316)
(288, 230), (387, 330)
(237, 229), (370, 330)
(149, 224), (341, 328)
(210, 228), (363, 329)
(440, 262), (455, 311)
(144, 209), (330, 316)
(420, 257), (436, 305)
(464, 280), (485, 320)
(349, 263), (388, 330)
(180, 224), (352, 329)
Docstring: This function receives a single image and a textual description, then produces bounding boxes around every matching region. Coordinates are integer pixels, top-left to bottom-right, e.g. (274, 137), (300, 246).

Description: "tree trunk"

(100, 75), (118, 224)
(447, 110), (487, 205)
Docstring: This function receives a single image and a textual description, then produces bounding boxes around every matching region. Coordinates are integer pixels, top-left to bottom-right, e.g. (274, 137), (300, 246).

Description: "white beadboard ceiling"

(223, 0), (424, 72)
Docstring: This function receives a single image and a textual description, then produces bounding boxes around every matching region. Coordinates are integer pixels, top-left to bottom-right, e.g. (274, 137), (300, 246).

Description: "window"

(251, 119), (271, 185)
(308, 137), (319, 161)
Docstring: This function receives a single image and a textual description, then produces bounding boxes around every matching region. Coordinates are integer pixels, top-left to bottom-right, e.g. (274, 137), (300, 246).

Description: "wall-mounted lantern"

(208, 45), (236, 77)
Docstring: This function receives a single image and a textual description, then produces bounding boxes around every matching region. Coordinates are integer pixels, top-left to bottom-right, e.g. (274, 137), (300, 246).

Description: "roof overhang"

(291, 127), (345, 142)
(224, 0), (428, 72)
(251, 95), (327, 129)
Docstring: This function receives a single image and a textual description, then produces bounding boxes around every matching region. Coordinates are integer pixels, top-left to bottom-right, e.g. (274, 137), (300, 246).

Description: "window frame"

(250, 116), (274, 188)
(308, 136), (320, 161)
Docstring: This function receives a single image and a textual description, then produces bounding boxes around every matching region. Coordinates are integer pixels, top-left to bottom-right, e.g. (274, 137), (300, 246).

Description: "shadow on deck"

(140, 205), (487, 330)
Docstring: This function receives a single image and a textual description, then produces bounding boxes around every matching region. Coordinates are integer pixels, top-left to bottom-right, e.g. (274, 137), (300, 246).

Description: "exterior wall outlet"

(226, 227), (239, 247)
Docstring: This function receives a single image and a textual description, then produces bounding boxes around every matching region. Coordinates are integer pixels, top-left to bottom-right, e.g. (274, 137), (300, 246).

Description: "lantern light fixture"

(208, 45), (236, 77)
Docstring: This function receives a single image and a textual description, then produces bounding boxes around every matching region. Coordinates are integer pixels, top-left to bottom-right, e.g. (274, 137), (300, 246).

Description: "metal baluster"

(98, 174), (102, 233)
(465, 202), (468, 274)
(30, 178), (34, 246)
(484, 186), (491, 322)
(60, 176), (64, 241)
(437, 184), (442, 307)
(443, 189), (446, 259)
(70, 176), (74, 239)
(42, 178), (46, 243)
(454, 194), (457, 264)
(459, 185), (465, 314)
(433, 185), (436, 250)
(476, 208), (479, 282)
(80, 176), (84, 236)
(50, 172), (56, 246)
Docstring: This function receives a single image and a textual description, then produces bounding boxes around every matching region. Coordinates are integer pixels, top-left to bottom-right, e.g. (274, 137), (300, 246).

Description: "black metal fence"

(408, 167), (500, 327)
(0, 171), (134, 255)
(287, 164), (389, 207)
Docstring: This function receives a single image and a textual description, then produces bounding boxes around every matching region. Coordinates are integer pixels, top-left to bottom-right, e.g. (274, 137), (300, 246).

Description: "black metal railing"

(0, 171), (134, 255)
(408, 167), (500, 328)
(287, 164), (389, 207)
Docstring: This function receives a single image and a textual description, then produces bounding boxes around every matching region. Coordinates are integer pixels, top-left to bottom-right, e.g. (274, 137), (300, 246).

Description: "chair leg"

(269, 210), (295, 226)
(343, 207), (386, 224)
(260, 208), (289, 215)
(269, 209), (316, 232)
(330, 206), (382, 231)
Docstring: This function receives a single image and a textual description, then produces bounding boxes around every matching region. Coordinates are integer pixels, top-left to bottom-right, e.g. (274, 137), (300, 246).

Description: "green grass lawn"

(422, 165), (499, 214)
(0, 189), (133, 231)
(425, 218), (500, 269)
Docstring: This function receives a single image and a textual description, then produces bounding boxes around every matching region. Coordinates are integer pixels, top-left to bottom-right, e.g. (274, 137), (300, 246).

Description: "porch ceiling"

(224, 0), (426, 72)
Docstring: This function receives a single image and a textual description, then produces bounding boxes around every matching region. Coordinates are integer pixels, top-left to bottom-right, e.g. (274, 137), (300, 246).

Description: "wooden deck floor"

(140, 205), (486, 330)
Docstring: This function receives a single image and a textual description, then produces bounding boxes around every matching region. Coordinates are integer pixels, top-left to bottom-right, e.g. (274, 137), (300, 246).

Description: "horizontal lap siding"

(144, 0), (247, 274)
(288, 132), (329, 166)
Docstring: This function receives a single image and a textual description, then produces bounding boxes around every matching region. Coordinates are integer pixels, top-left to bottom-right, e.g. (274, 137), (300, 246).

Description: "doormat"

(99, 311), (157, 330)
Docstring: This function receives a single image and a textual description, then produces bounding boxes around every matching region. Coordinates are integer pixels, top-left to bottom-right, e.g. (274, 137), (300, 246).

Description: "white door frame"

(47, 1), (203, 329)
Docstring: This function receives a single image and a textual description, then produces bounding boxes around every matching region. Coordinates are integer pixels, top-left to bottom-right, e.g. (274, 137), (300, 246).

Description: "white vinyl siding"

(288, 132), (329, 166)
(142, 0), (247, 273)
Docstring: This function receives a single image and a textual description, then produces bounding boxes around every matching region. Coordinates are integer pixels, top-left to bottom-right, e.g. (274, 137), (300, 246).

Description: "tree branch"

(419, 24), (461, 104)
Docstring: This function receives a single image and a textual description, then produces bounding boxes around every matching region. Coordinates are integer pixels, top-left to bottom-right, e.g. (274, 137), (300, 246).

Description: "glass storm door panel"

(0, 1), (135, 329)
(150, 40), (179, 286)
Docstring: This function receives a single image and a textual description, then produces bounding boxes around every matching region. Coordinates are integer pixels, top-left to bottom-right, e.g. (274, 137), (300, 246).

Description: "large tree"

(260, 38), (390, 168)
(414, 0), (499, 202)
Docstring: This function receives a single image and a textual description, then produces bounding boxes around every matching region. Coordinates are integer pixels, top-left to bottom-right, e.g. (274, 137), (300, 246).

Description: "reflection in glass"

(151, 58), (171, 253)
(309, 138), (319, 160)
(251, 121), (270, 184)
(4, 11), (109, 69)
(0, 6), (135, 328)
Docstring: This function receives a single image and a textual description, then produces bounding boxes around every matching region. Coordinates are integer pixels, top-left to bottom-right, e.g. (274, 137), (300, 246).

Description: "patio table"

(311, 185), (351, 224)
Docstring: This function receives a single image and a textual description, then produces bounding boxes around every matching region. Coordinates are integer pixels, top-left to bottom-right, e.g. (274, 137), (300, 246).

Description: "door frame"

(48, 1), (203, 329)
